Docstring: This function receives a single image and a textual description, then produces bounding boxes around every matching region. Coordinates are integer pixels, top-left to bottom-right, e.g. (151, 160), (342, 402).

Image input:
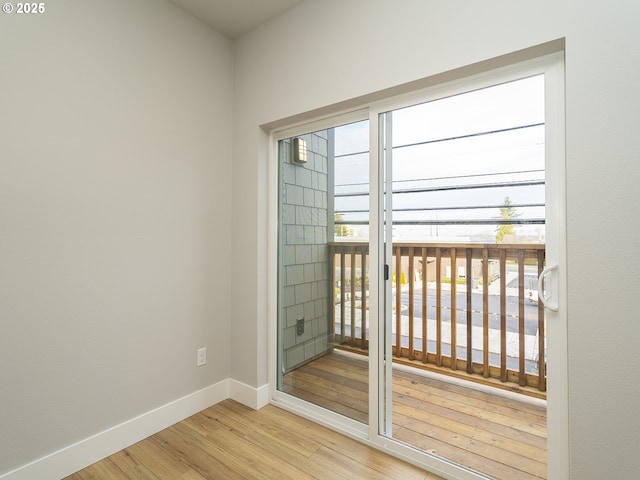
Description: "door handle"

(537, 264), (559, 312)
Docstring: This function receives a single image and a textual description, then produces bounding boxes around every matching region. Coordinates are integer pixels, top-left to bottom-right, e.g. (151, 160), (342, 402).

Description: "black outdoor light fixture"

(292, 137), (307, 164)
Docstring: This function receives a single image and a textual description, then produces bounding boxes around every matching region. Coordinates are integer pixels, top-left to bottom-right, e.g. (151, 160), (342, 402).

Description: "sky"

(332, 74), (546, 242)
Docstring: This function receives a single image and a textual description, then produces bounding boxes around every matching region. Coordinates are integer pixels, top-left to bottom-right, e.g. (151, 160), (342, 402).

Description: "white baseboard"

(0, 379), (230, 480)
(229, 379), (270, 410)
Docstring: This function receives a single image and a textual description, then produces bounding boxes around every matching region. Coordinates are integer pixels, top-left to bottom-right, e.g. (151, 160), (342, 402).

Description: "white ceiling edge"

(167, 0), (303, 39)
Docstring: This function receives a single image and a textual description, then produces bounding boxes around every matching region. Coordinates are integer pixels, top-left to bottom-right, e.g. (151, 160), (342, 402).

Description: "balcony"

(330, 241), (547, 398)
(283, 241), (548, 479)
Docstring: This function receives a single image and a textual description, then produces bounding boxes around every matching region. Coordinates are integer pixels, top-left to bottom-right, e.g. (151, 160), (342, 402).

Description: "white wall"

(0, 0), (233, 476)
(233, 0), (640, 478)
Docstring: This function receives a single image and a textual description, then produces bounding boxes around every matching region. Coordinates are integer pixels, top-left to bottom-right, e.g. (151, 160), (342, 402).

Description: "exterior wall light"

(292, 137), (307, 164)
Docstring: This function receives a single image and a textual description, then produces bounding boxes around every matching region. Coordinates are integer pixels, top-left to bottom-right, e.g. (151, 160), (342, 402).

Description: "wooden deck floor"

(283, 350), (547, 480)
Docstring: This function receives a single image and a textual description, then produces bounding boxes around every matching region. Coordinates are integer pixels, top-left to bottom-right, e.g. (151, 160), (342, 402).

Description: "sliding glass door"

(273, 54), (566, 480)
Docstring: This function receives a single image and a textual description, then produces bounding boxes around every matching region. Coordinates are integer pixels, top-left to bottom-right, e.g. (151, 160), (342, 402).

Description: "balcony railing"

(330, 242), (546, 396)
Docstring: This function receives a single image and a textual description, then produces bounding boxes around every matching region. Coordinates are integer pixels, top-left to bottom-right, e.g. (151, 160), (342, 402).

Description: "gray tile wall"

(280, 132), (331, 371)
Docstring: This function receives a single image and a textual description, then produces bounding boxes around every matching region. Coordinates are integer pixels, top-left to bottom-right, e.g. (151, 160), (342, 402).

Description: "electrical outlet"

(197, 347), (207, 367)
(296, 317), (305, 336)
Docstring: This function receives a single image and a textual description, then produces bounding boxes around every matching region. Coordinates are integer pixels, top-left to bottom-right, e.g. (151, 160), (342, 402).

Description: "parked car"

(525, 274), (539, 303)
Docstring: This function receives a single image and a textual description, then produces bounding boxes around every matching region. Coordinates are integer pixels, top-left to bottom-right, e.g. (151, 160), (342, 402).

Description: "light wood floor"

(283, 350), (547, 480)
(64, 398), (442, 480)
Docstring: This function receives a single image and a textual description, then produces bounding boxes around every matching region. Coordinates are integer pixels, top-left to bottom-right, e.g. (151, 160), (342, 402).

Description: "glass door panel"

(277, 120), (370, 424)
(382, 76), (549, 479)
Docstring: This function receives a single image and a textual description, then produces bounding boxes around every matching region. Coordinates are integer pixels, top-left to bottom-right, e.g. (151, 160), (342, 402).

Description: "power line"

(335, 169), (545, 189)
(392, 169), (544, 184)
(335, 202), (545, 215)
(335, 219), (545, 226)
(391, 122), (545, 150)
(333, 122), (544, 159)
(336, 179), (545, 198)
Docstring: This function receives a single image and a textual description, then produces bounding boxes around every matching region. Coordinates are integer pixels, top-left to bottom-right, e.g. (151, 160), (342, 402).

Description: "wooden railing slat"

(350, 251), (356, 346)
(421, 248), (428, 363)
(450, 247), (457, 370)
(340, 251), (345, 343)
(360, 250), (367, 348)
(395, 247), (402, 357)
(500, 250), (507, 382)
(482, 248), (489, 378)
(408, 248), (415, 360)
(436, 248), (442, 367)
(518, 251), (526, 387)
(466, 249), (473, 374)
(537, 249), (546, 391)
(330, 247), (337, 344)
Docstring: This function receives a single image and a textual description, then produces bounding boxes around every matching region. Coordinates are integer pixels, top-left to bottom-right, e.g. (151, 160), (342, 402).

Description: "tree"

(495, 197), (520, 243)
(334, 213), (350, 237)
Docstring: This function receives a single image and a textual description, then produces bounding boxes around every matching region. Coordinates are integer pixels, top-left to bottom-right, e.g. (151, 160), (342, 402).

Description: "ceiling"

(167, 0), (303, 39)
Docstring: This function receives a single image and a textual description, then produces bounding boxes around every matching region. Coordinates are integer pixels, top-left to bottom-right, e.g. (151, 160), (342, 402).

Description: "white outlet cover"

(197, 347), (207, 366)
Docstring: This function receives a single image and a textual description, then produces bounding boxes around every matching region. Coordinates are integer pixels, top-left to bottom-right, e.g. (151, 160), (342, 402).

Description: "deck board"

(283, 350), (547, 480)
